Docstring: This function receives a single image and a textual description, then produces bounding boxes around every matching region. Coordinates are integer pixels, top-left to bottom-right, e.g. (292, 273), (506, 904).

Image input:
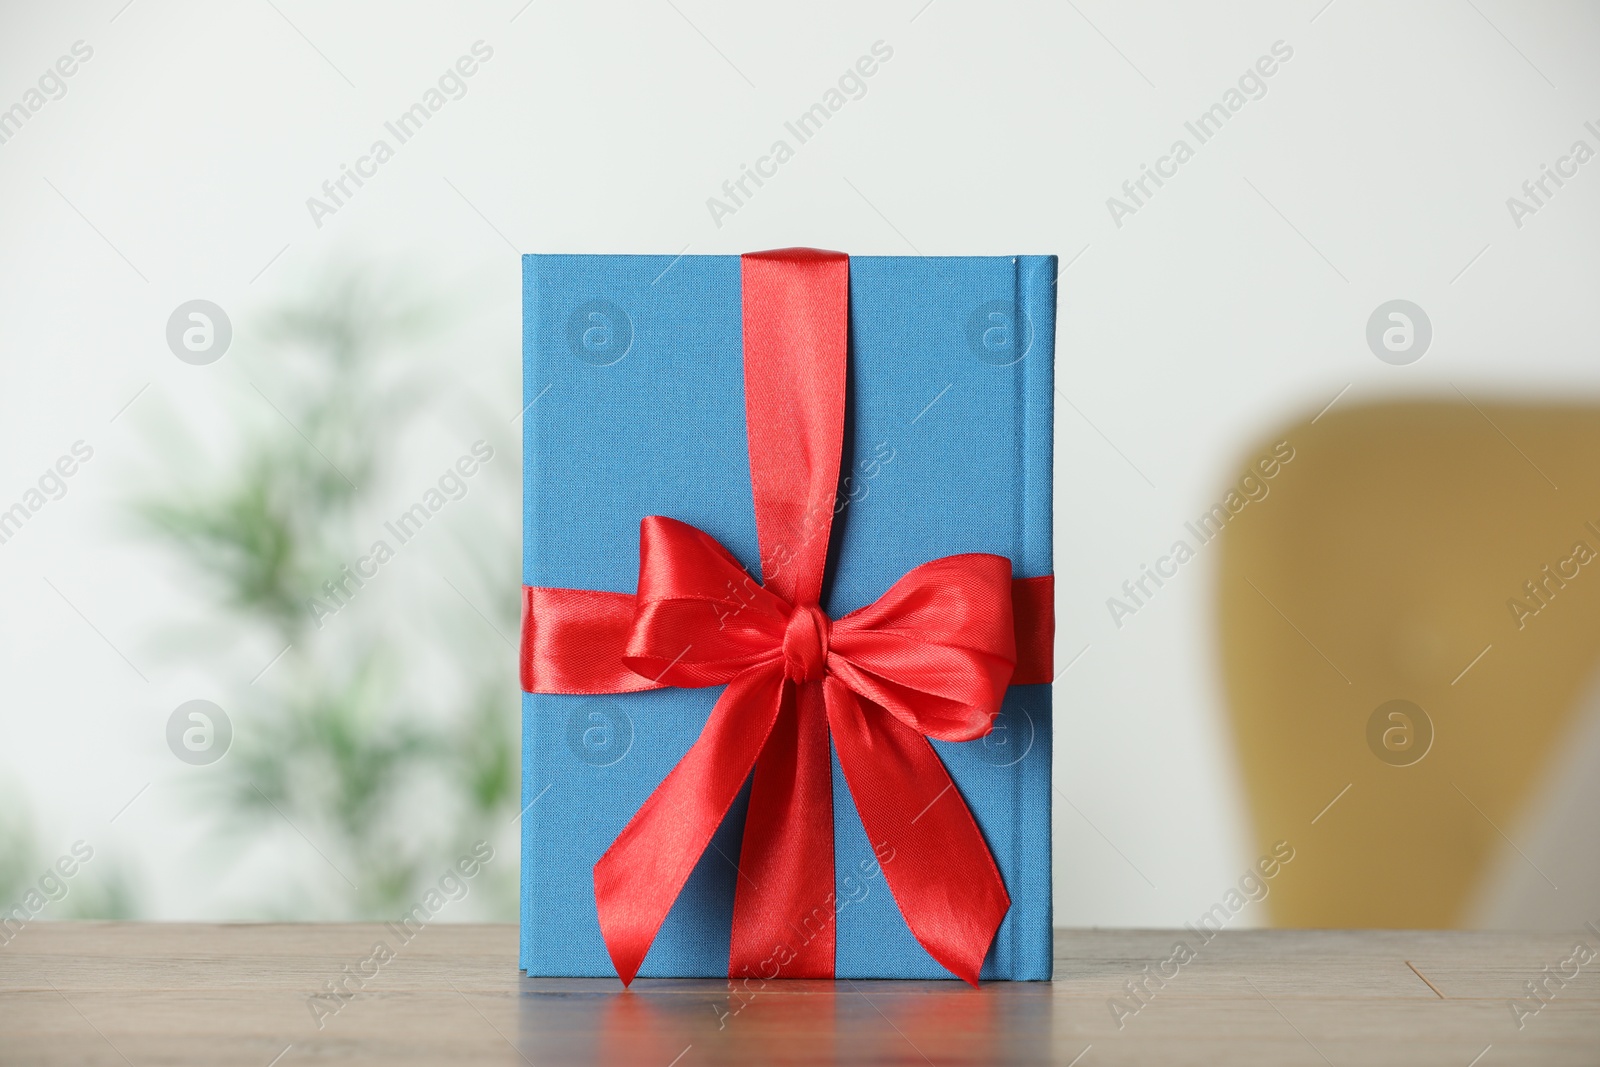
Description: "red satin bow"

(520, 249), (1053, 986)
(596, 515), (1017, 986)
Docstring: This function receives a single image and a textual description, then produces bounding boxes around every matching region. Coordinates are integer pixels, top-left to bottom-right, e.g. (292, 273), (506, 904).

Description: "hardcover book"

(520, 252), (1056, 979)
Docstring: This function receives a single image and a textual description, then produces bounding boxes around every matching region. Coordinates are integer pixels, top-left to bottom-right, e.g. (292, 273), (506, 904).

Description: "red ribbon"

(521, 249), (1054, 985)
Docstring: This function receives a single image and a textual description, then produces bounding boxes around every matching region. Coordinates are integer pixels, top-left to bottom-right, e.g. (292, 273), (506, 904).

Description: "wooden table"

(2, 924), (1596, 1065)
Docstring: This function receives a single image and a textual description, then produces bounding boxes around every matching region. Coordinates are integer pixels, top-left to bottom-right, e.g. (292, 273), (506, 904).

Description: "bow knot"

(782, 603), (830, 682)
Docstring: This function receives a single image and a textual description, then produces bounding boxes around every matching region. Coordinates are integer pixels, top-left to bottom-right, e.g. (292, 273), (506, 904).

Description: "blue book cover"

(521, 253), (1056, 979)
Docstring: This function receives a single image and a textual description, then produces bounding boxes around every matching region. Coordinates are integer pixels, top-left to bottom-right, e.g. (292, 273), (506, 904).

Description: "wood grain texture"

(1, 924), (1596, 1065)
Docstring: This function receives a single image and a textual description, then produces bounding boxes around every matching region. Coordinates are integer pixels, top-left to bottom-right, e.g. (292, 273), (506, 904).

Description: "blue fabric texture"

(521, 253), (1056, 980)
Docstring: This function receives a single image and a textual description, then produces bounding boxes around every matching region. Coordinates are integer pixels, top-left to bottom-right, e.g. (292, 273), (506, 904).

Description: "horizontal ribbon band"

(522, 576), (1056, 696)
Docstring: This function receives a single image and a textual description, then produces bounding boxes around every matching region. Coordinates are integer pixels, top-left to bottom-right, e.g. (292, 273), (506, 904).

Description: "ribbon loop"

(828, 553), (1019, 742)
(621, 516), (786, 688)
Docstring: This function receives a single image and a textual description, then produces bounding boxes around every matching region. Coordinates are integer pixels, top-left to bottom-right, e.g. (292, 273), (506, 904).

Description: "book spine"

(1015, 253), (1057, 980)
(1018, 254), (1057, 583)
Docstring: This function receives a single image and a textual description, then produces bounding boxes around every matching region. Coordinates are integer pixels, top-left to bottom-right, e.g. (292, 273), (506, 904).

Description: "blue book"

(521, 253), (1056, 979)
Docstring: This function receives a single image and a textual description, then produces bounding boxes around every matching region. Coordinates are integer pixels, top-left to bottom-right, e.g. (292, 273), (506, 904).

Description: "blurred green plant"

(0, 794), (139, 924)
(133, 271), (519, 920)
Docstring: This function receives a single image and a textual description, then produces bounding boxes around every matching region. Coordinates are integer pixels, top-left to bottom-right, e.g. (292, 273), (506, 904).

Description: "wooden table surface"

(2, 923), (1596, 1065)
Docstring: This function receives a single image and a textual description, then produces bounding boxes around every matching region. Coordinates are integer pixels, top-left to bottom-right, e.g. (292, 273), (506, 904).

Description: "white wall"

(2, 0), (1597, 925)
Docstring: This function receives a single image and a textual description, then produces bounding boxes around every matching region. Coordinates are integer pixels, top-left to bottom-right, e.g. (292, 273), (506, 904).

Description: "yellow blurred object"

(1217, 400), (1600, 927)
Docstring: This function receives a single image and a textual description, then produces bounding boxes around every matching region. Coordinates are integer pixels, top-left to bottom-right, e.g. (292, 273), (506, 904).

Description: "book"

(521, 253), (1056, 979)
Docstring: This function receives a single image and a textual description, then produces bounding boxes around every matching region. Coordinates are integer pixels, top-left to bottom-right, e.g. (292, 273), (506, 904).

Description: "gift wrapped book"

(520, 249), (1056, 981)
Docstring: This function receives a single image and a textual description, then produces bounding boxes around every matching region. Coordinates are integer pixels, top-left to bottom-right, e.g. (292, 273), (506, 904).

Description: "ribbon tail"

(824, 679), (1010, 986)
(729, 677), (835, 979)
(594, 664), (786, 985)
